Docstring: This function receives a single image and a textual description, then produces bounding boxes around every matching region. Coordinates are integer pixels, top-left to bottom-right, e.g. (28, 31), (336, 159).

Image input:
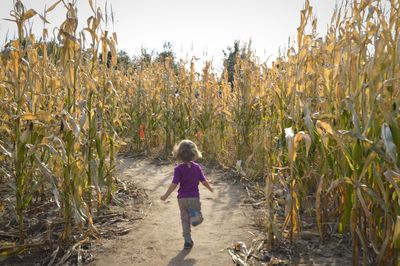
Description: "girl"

(160, 139), (213, 249)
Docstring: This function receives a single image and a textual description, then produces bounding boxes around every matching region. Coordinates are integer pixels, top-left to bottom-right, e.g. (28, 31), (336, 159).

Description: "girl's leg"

(187, 198), (201, 213)
(178, 198), (191, 242)
(187, 198), (203, 225)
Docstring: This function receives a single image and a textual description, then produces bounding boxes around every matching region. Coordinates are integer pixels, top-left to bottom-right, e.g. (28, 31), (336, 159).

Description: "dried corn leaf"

(23, 9), (37, 20)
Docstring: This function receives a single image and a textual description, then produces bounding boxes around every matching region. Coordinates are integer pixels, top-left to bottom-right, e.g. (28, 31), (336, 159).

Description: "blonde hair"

(173, 139), (202, 163)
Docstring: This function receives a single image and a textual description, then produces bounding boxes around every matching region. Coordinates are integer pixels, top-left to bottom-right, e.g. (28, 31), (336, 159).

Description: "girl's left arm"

(201, 180), (214, 193)
(160, 183), (178, 201)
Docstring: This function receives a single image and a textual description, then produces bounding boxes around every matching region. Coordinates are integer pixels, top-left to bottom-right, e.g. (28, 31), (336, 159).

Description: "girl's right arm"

(160, 183), (178, 201)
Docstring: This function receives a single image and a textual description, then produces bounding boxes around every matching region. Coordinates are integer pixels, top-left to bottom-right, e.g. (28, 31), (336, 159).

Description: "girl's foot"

(184, 240), (194, 249)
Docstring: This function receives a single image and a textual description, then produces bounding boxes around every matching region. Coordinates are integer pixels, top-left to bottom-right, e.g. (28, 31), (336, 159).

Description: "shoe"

(184, 240), (194, 249)
(189, 209), (203, 226)
(192, 216), (203, 227)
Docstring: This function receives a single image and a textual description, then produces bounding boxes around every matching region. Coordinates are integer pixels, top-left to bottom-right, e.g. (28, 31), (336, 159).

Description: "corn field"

(0, 0), (399, 264)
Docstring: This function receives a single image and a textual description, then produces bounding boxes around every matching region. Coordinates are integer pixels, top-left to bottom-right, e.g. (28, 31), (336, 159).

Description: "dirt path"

(90, 158), (254, 266)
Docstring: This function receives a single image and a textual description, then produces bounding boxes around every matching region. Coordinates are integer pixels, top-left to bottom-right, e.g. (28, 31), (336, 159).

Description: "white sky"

(0, 0), (337, 70)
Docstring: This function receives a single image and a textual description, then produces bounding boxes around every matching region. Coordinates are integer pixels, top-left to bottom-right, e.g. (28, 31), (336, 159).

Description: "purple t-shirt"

(172, 162), (206, 198)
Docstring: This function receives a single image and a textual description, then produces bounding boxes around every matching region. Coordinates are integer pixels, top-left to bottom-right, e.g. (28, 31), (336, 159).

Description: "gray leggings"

(178, 197), (202, 241)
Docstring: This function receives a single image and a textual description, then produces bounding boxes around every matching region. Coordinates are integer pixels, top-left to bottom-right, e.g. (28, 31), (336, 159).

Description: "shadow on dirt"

(167, 249), (196, 266)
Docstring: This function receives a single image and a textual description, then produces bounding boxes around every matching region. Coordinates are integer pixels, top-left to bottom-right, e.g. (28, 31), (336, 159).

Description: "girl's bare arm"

(160, 183), (178, 201)
(201, 180), (213, 192)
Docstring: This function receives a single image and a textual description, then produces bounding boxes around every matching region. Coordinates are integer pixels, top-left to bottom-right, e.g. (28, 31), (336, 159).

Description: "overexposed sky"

(0, 0), (337, 69)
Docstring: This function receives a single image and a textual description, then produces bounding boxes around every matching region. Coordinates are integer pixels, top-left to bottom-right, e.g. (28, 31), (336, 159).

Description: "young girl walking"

(160, 139), (213, 249)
